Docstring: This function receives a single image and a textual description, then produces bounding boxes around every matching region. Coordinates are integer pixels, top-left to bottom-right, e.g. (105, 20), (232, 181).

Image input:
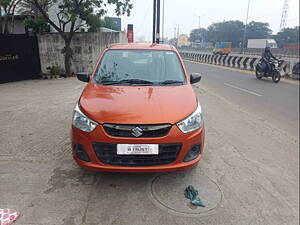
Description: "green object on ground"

(184, 185), (205, 207)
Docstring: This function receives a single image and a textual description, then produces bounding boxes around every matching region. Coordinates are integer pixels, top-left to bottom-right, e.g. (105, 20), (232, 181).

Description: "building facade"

(177, 34), (191, 47)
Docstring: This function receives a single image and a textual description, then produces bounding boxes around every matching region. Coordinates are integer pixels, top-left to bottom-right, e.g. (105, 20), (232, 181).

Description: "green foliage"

(189, 28), (208, 42)
(207, 20), (244, 47)
(86, 14), (104, 32)
(28, 0), (133, 75)
(0, 0), (12, 10)
(23, 16), (50, 33)
(0, 0), (22, 14)
(246, 21), (272, 39)
(107, 0), (133, 16)
(28, 0), (132, 34)
(87, 16), (119, 32)
(19, 0), (50, 16)
(46, 64), (61, 75)
(189, 20), (273, 48)
(49, 0), (132, 32)
(19, 0), (50, 34)
(274, 26), (299, 48)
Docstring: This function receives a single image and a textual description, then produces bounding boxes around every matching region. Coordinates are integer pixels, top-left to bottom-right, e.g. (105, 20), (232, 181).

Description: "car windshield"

(94, 50), (186, 85)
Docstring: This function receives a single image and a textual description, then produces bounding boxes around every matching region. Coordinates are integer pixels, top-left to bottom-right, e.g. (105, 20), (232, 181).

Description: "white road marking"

(224, 83), (262, 97)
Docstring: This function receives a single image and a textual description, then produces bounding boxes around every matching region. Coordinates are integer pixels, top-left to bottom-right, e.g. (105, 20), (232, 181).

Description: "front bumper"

(71, 124), (205, 172)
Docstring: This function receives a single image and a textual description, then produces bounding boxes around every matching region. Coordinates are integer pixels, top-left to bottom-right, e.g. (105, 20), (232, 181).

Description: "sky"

(106, 0), (299, 41)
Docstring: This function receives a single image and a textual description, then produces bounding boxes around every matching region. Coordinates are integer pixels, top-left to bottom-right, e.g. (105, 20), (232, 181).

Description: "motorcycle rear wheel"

(272, 71), (281, 83)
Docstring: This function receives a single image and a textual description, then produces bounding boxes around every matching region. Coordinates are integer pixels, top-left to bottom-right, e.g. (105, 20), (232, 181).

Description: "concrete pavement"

(0, 77), (299, 225)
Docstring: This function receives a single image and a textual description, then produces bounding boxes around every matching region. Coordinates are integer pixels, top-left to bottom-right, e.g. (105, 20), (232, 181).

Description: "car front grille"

(93, 143), (182, 166)
(103, 124), (172, 138)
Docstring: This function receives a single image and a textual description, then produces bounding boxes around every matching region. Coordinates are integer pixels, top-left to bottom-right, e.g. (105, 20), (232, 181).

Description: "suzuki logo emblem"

(131, 127), (143, 137)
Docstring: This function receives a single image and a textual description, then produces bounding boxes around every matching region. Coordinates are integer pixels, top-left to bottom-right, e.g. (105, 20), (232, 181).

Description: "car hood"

(79, 82), (198, 124)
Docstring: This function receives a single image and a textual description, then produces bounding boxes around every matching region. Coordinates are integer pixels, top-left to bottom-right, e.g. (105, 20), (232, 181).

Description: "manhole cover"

(149, 169), (222, 216)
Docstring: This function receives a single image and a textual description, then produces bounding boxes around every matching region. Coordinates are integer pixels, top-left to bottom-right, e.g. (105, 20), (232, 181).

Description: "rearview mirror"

(76, 72), (90, 83)
(190, 73), (202, 84)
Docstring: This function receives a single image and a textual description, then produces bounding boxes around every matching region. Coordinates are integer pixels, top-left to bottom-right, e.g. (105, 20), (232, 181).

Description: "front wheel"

(272, 71), (281, 83)
(255, 69), (263, 79)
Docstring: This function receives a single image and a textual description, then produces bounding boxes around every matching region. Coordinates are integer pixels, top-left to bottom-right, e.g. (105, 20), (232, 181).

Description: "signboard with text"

(0, 34), (41, 83)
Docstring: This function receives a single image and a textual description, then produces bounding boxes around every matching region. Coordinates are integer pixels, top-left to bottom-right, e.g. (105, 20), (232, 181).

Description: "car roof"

(108, 43), (176, 51)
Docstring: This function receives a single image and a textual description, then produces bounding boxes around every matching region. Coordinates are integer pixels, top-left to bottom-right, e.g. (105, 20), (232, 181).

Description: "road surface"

(185, 60), (299, 137)
(0, 75), (299, 225)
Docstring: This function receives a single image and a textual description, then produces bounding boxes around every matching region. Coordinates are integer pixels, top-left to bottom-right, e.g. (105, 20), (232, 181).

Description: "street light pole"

(242, 0), (250, 54)
(162, 0), (165, 43)
(152, 0), (157, 43)
(156, 0), (161, 43)
(194, 14), (205, 29)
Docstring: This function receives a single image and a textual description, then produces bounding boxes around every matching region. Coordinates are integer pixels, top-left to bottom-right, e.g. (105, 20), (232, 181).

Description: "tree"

(274, 26), (299, 48)
(195, 20), (272, 48)
(28, 0), (133, 76)
(0, 0), (22, 34)
(189, 28), (207, 43)
(246, 21), (272, 39)
(19, 0), (51, 34)
(19, 0), (50, 16)
(87, 16), (120, 32)
(86, 13), (103, 32)
(23, 15), (50, 33)
(206, 20), (244, 47)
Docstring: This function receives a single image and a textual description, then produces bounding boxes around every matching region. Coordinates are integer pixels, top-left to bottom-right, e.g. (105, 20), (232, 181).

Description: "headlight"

(72, 103), (98, 132)
(177, 103), (203, 133)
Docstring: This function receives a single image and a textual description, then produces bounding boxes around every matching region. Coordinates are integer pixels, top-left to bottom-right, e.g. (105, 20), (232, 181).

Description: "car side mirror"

(76, 72), (90, 83)
(190, 73), (202, 84)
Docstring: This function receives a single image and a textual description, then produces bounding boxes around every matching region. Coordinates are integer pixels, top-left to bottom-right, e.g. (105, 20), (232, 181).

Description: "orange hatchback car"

(72, 44), (205, 172)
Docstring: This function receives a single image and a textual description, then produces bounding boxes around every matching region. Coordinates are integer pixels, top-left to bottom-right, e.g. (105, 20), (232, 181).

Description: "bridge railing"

(177, 47), (300, 58)
(179, 51), (293, 77)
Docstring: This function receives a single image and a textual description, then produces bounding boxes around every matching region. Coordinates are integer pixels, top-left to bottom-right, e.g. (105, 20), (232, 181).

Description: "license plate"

(117, 144), (159, 155)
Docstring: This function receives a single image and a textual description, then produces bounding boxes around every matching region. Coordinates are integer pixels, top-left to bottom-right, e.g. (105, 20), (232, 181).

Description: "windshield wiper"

(159, 80), (184, 85)
(119, 79), (155, 85)
(99, 80), (123, 85)
(100, 79), (155, 85)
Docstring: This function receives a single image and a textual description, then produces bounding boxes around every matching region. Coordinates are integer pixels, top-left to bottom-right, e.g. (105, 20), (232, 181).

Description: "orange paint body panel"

(72, 44), (205, 172)
(80, 84), (197, 124)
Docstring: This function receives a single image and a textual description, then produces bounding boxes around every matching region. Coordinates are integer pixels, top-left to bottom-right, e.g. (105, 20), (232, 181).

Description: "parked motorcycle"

(255, 59), (283, 83)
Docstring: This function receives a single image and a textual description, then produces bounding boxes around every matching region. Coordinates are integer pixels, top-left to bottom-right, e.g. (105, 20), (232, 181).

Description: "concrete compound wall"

(180, 51), (295, 77)
(38, 32), (128, 74)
